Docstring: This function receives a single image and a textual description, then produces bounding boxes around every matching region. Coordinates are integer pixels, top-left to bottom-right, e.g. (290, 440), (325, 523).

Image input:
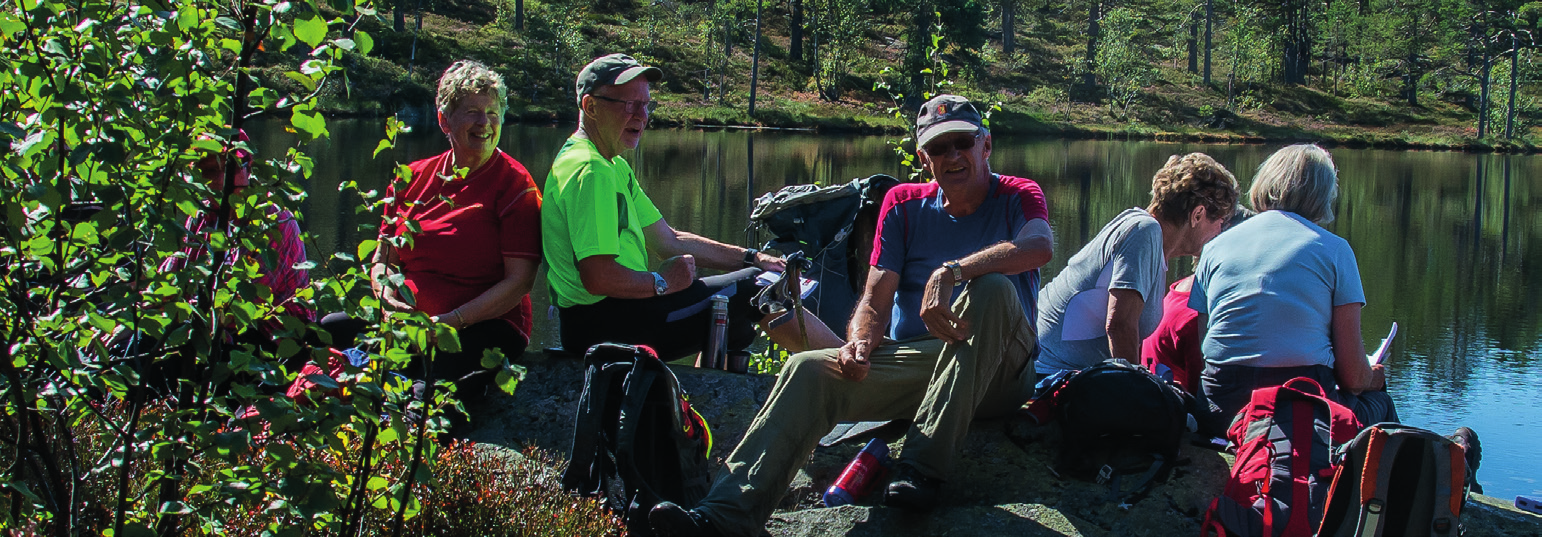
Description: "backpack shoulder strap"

(614, 353), (665, 503)
(1431, 435), (1465, 536)
(1355, 426), (1407, 537)
(561, 354), (632, 494)
(1102, 455), (1167, 504)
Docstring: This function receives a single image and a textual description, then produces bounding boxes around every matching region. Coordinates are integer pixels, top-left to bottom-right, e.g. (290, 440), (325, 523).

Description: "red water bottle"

(823, 438), (892, 507)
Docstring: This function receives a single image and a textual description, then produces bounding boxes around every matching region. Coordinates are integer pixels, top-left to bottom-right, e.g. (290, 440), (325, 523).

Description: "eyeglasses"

(921, 133), (981, 155)
(590, 94), (659, 115)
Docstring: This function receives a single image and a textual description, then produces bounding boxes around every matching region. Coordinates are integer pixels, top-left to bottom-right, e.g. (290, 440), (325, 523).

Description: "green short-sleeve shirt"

(542, 136), (664, 307)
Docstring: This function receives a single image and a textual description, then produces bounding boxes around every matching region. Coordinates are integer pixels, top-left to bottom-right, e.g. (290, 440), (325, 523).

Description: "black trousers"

(1200, 363), (1401, 436)
(557, 268), (764, 362)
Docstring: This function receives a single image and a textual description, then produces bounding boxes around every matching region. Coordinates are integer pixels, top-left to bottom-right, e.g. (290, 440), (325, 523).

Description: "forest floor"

(286, 0), (1541, 153)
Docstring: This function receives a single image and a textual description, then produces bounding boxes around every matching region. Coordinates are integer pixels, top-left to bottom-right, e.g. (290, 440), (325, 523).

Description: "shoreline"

(307, 104), (1541, 155)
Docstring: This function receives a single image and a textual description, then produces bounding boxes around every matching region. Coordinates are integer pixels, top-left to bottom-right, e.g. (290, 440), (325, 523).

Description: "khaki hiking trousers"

(696, 273), (1039, 536)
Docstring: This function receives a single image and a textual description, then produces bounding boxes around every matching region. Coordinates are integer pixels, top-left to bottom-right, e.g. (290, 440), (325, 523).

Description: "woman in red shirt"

(323, 61), (541, 415)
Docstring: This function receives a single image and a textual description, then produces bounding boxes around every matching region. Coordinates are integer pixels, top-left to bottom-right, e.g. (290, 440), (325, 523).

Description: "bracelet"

(743, 248), (760, 268)
(452, 309), (466, 327)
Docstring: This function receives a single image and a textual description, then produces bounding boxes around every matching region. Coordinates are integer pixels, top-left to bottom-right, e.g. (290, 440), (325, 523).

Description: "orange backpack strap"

(1354, 427), (1406, 537)
(1430, 437), (1465, 536)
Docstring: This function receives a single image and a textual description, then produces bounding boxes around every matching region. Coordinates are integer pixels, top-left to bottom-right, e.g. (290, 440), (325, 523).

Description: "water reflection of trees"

(1336, 152), (1541, 402)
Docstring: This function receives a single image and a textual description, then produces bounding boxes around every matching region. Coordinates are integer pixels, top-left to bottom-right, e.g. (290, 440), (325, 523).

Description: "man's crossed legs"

(653, 274), (1038, 536)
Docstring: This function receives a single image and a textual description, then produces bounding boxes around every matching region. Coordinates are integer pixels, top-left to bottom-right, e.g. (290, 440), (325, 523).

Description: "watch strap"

(652, 272), (668, 295)
(944, 260), (964, 287)
(743, 248), (759, 268)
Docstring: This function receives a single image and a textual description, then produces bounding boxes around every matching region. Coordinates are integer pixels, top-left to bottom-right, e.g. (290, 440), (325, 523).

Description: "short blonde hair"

(436, 60), (507, 115)
(1147, 152), (1239, 224)
(1249, 144), (1339, 224)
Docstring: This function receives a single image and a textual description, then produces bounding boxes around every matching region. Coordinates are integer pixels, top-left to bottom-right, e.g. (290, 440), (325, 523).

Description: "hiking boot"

(1449, 426), (1484, 494)
(649, 501), (722, 537)
(884, 465), (942, 512)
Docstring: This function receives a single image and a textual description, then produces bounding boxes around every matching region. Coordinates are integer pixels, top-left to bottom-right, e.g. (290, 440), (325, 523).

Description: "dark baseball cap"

(575, 53), (663, 98)
(915, 94), (984, 147)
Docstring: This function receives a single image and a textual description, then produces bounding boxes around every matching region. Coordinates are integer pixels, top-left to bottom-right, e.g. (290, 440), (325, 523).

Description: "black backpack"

(561, 344), (714, 534)
(1051, 359), (1191, 503)
(749, 174), (899, 336)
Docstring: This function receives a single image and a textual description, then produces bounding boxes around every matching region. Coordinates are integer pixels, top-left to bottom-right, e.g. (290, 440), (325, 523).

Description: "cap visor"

(615, 65), (663, 85)
(917, 120), (981, 147)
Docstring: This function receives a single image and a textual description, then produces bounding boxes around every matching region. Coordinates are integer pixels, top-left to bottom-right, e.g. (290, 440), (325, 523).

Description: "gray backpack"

(1318, 423), (1470, 537)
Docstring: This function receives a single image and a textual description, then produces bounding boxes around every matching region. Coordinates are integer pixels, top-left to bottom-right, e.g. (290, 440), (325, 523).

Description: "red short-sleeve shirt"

(381, 149), (542, 340)
(1141, 276), (1203, 393)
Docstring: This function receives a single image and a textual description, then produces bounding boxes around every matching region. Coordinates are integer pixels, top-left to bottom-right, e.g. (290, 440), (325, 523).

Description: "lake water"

(251, 118), (1542, 502)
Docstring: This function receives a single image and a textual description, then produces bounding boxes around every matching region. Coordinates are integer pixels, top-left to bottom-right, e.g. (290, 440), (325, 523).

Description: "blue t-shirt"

(1189, 210), (1365, 368)
(872, 174), (1048, 341)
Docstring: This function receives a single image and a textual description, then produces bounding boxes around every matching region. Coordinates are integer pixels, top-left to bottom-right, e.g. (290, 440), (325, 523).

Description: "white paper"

(1368, 322), (1398, 365)
(755, 271), (819, 299)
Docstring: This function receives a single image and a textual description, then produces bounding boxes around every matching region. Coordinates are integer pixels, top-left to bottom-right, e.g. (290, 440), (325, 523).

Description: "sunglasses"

(590, 94), (659, 115)
(922, 133), (980, 155)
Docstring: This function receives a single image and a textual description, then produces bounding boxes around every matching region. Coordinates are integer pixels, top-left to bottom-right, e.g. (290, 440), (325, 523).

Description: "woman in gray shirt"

(1036, 153), (1240, 376)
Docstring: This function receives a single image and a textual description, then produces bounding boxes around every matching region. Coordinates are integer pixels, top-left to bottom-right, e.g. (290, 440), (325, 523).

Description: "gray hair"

(1249, 144), (1339, 224)
(436, 60), (507, 116)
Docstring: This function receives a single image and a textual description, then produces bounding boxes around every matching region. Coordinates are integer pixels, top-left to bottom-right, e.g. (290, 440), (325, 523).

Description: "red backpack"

(1201, 377), (1362, 537)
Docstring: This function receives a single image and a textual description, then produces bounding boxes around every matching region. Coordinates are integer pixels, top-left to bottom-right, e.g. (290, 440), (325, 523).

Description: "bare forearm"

(952, 219), (1053, 280)
(1330, 302), (1379, 393)
(1107, 325), (1141, 361)
(667, 231), (746, 271)
(955, 238), (1052, 280)
(583, 263), (659, 298)
(846, 298), (888, 346)
(449, 277), (530, 325)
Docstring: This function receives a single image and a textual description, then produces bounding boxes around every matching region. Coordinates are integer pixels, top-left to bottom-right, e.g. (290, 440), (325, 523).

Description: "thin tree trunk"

(394, 0), (406, 32)
(1478, 54), (1492, 138)
(790, 0), (803, 64)
(1203, 0), (1213, 84)
(407, 0), (423, 76)
(720, 15), (731, 103)
(1187, 7), (1198, 73)
(514, 0), (524, 30)
(1003, 0), (1016, 55)
(1506, 36), (1519, 139)
(1084, 0), (1100, 90)
(750, 0), (763, 116)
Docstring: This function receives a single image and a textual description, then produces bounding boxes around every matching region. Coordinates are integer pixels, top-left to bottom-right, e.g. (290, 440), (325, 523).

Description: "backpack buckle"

(1096, 465), (1115, 485)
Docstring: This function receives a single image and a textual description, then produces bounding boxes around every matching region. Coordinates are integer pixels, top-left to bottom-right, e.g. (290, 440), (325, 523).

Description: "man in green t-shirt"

(541, 53), (842, 361)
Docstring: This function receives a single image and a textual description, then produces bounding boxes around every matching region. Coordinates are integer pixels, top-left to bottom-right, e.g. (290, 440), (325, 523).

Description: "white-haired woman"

(324, 60), (541, 409)
(1190, 144), (1396, 431)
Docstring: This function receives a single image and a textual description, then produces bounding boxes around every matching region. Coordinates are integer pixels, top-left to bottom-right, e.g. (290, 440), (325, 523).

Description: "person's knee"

(957, 273), (1019, 314)
(781, 350), (842, 385)
(966, 272), (1013, 295)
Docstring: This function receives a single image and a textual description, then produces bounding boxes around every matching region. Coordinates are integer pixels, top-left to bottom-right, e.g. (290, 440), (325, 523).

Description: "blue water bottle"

(823, 439), (893, 507)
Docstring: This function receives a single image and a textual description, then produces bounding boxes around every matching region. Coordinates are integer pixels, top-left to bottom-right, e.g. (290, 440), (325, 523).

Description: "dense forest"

(292, 0), (1542, 149)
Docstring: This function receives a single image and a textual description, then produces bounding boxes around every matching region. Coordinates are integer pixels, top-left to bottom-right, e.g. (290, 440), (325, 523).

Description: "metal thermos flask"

(704, 294), (730, 369)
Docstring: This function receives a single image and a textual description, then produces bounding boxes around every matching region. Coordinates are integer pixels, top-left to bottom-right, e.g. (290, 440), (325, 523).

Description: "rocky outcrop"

(468, 353), (1542, 537)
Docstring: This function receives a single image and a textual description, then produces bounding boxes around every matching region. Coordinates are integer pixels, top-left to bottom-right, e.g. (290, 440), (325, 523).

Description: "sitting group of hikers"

(169, 52), (1483, 536)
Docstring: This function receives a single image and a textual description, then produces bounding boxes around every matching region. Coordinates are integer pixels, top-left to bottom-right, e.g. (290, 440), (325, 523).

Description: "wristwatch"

(743, 248), (760, 268)
(652, 272), (669, 295)
(942, 260), (964, 287)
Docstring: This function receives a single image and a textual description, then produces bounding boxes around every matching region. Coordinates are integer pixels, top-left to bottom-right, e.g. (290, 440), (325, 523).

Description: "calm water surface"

(254, 119), (1542, 502)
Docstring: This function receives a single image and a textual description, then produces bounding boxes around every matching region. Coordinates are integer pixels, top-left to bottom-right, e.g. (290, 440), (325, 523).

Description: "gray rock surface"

(468, 352), (1542, 537)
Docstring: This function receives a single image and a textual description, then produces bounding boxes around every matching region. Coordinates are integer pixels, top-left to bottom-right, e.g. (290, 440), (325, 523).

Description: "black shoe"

(649, 501), (722, 537)
(1449, 427), (1484, 494)
(884, 465), (942, 512)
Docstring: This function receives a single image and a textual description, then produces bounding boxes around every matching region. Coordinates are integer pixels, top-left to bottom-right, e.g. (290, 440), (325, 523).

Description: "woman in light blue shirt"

(1190, 144), (1396, 432)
